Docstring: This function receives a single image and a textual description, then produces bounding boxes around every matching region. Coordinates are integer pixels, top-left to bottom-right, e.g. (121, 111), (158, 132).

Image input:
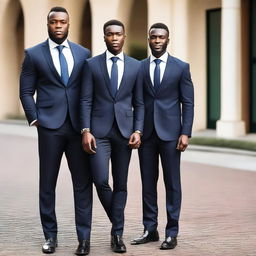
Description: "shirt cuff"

(30, 120), (37, 126)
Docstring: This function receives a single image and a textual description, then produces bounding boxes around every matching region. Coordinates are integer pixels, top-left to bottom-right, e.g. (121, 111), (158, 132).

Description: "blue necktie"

(110, 56), (119, 97)
(154, 59), (161, 91)
(57, 45), (69, 86)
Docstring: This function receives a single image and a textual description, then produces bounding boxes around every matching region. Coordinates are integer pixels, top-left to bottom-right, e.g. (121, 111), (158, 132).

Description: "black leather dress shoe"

(42, 238), (58, 254)
(111, 235), (126, 253)
(75, 240), (90, 255)
(160, 237), (177, 250)
(130, 230), (159, 245)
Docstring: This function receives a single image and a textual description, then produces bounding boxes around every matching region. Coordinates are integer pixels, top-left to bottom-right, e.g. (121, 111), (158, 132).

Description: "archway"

(80, 0), (92, 51)
(127, 0), (148, 60)
(2, 0), (24, 119)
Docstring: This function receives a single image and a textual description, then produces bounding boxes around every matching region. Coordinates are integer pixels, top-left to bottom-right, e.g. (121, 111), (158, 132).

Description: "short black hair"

(103, 19), (125, 35)
(47, 6), (69, 20)
(149, 23), (169, 36)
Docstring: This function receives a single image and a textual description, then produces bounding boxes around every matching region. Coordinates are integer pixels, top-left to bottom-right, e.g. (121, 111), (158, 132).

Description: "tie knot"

(57, 45), (64, 53)
(111, 56), (119, 63)
(154, 59), (161, 65)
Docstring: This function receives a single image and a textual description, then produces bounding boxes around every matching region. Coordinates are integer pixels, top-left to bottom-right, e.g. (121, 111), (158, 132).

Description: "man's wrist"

(81, 128), (90, 134)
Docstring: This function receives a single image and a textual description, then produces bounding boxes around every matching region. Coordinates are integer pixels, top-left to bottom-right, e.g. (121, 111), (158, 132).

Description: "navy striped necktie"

(57, 45), (69, 86)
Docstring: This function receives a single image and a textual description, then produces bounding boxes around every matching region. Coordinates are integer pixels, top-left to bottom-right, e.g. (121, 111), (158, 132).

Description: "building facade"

(0, 0), (254, 138)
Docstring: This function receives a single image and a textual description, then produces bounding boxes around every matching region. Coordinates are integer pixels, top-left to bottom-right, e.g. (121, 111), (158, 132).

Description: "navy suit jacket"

(141, 54), (194, 141)
(20, 40), (90, 132)
(80, 52), (144, 139)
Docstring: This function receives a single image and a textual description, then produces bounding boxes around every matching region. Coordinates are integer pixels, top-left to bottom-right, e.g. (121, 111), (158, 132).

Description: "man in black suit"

(131, 23), (194, 250)
(80, 20), (144, 253)
(20, 7), (92, 255)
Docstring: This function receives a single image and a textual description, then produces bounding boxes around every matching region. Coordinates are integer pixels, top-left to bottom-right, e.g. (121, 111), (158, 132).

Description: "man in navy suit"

(131, 23), (194, 250)
(20, 7), (92, 255)
(80, 20), (144, 253)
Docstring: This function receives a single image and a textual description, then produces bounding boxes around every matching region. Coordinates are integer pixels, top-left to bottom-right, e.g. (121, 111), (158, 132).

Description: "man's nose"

(155, 37), (160, 43)
(56, 22), (62, 28)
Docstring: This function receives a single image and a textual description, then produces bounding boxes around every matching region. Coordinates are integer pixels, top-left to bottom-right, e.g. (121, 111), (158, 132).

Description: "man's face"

(47, 11), (69, 44)
(104, 25), (126, 55)
(148, 28), (169, 58)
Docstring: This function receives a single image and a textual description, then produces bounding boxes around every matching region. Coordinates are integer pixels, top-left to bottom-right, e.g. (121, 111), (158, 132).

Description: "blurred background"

(0, 0), (255, 139)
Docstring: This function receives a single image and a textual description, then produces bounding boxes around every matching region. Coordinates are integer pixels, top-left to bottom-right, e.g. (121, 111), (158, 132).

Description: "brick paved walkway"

(0, 134), (256, 256)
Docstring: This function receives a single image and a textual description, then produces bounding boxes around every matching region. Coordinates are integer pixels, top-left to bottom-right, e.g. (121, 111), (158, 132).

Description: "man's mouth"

(153, 46), (162, 51)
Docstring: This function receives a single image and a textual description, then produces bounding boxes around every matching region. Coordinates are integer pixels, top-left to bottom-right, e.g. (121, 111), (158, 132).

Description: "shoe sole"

(112, 249), (126, 253)
(160, 244), (177, 250)
(42, 249), (55, 254)
(131, 238), (159, 245)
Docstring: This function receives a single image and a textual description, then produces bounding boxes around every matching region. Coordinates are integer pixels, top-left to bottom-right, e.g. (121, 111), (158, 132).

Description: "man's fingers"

(178, 142), (188, 152)
(92, 137), (97, 149)
(176, 139), (181, 150)
(87, 141), (96, 154)
(129, 135), (136, 145)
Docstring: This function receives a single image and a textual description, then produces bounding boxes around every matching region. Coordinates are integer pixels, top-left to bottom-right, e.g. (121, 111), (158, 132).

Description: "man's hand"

(129, 132), (141, 149)
(82, 132), (97, 154)
(176, 134), (189, 152)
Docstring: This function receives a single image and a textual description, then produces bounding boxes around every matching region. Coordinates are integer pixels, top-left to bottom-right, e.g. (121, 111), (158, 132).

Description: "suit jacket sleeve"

(180, 63), (194, 137)
(80, 60), (93, 130)
(19, 50), (38, 125)
(132, 64), (144, 133)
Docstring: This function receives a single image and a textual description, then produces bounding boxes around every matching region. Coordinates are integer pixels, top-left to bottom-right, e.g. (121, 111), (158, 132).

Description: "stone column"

(216, 0), (245, 138)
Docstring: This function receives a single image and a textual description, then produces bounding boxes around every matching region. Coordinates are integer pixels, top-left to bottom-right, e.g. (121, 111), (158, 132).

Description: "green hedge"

(190, 137), (256, 151)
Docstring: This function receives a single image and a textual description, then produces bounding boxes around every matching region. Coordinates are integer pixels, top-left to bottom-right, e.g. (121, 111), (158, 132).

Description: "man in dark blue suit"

(20, 7), (92, 255)
(80, 20), (144, 253)
(131, 23), (194, 250)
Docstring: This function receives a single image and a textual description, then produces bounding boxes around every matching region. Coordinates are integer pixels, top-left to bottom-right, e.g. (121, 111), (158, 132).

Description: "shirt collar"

(150, 51), (168, 63)
(106, 50), (124, 61)
(48, 38), (70, 49)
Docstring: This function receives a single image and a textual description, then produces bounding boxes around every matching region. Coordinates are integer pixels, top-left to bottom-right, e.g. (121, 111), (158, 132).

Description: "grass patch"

(190, 137), (256, 152)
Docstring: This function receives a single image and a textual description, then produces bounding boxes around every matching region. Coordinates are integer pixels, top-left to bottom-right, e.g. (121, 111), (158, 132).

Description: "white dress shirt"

(106, 50), (124, 89)
(149, 51), (168, 86)
(48, 38), (74, 77)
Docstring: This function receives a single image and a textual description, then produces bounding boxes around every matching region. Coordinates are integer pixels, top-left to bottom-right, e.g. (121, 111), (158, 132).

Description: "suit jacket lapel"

(67, 41), (78, 86)
(156, 54), (174, 94)
(144, 57), (156, 96)
(100, 52), (115, 99)
(41, 40), (62, 84)
(115, 54), (127, 99)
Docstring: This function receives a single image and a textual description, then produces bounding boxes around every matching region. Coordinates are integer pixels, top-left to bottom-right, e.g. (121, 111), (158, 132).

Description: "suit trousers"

(89, 121), (132, 235)
(37, 116), (92, 240)
(138, 130), (181, 237)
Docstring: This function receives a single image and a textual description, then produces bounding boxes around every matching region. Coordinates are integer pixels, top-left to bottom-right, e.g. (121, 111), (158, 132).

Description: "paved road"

(0, 128), (256, 256)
